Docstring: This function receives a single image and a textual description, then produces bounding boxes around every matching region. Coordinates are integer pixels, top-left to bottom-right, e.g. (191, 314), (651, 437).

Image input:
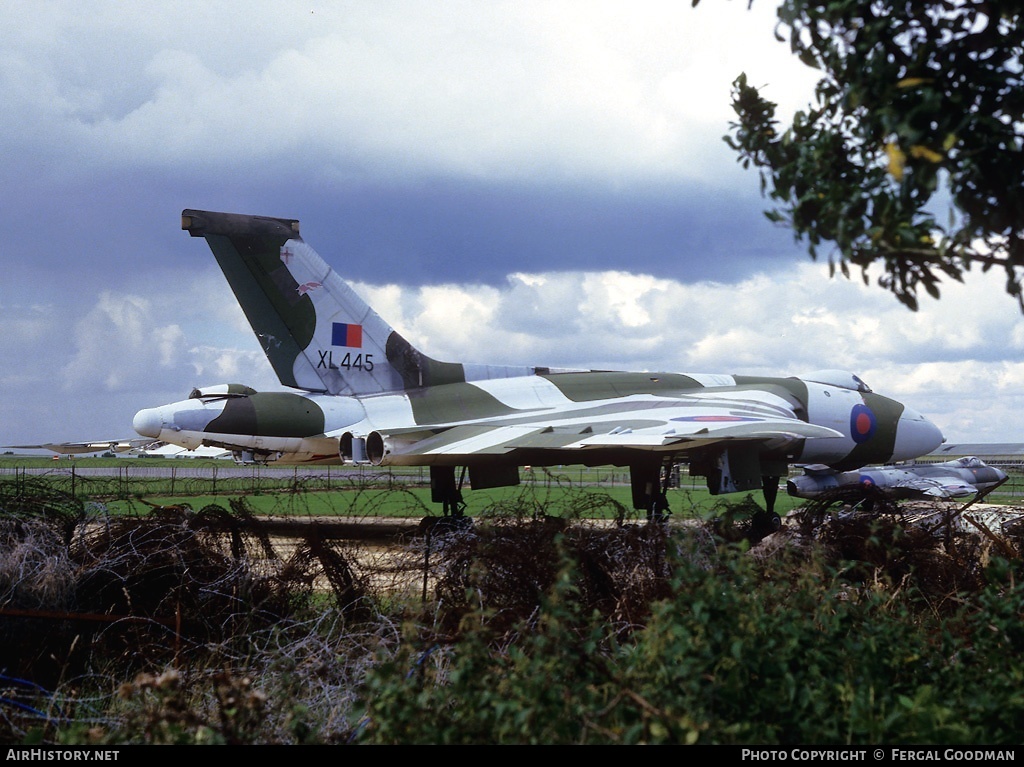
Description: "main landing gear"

(430, 466), (468, 518)
(708, 476), (783, 544)
(631, 461), (674, 524)
(754, 475), (783, 538)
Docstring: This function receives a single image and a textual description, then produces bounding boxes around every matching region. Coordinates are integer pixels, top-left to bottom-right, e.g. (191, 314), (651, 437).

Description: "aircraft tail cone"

(133, 408), (162, 438)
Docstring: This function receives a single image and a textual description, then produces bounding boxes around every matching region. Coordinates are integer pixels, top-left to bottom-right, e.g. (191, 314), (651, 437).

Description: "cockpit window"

(800, 370), (873, 393)
(954, 456), (984, 468)
(850, 373), (871, 393)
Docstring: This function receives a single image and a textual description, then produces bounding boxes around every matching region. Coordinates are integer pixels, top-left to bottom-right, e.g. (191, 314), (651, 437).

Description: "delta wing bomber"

(132, 209), (945, 531)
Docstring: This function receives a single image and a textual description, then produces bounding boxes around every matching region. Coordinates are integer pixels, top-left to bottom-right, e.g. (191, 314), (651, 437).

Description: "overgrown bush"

(357, 529), (1024, 745)
(3, 480), (1024, 744)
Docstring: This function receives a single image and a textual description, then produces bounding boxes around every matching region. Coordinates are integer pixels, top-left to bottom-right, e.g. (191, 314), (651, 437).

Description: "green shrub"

(356, 533), (1024, 745)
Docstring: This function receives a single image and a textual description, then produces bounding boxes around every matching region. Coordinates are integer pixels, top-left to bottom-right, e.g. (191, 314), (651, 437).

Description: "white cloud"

(186, 345), (273, 388)
(0, 1), (818, 183)
(6, 255), (1023, 445)
(416, 285), (503, 352)
(334, 263), (1024, 443)
(53, 267), (283, 397)
(60, 292), (186, 392)
(0, 304), (53, 350)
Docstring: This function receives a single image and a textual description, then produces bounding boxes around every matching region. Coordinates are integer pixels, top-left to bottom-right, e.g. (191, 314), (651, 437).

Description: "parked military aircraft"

(787, 456), (1008, 502)
(131, 209), (945, 529)
(5, 439), (230, 459)
(6, 439), (150, 456)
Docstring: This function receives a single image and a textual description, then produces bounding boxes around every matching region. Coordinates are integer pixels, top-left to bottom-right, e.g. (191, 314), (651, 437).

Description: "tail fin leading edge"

(182, 209), (461, 396)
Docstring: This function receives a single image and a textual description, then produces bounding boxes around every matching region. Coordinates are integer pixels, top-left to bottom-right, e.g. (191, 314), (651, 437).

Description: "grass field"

(109, 484), (810, 520)
(1, 454), (1017, 520)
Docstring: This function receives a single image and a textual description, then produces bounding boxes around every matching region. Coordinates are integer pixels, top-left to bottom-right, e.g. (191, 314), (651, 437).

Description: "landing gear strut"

(752, 475), (783, 538)
(631, 461), (673, 523)
(431, 466), (467, 517)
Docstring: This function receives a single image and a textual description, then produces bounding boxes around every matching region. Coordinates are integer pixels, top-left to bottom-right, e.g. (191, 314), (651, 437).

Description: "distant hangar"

(923, 443), (1024, 467)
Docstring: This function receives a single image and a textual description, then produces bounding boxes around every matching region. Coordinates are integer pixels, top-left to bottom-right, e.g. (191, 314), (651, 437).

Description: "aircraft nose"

(133, 407), (163, 438)
(892, 406), (945, 461)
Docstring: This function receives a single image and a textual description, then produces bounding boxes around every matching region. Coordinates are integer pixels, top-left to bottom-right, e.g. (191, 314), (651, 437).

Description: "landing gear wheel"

(752, 510), (782, 539)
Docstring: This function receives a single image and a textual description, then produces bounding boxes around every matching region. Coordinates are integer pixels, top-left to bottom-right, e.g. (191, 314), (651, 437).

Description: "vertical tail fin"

(181, 209), (467, 395)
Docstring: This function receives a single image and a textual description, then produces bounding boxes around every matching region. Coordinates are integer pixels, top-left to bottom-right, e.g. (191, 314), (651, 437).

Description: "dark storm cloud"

(257, 177), (803, 286)
(6, 158), (802, 293)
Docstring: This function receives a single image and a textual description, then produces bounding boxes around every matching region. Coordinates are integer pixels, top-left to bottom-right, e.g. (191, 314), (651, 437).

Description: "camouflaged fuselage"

(133, 209), (945, 512)
(135, 367), (940, 473)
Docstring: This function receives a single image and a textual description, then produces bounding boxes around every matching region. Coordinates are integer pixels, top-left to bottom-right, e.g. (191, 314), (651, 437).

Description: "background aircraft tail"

(182, 209), (475, 395)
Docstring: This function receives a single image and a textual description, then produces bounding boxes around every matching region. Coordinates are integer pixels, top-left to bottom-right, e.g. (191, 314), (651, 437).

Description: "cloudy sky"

(2, 0), (1022, 452)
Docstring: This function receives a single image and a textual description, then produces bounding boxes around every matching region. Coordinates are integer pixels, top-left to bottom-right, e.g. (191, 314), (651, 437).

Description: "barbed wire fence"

(2, 458), (1024, 742)
(2, 460), (1020, 501)
(0, 471), (691, 743)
